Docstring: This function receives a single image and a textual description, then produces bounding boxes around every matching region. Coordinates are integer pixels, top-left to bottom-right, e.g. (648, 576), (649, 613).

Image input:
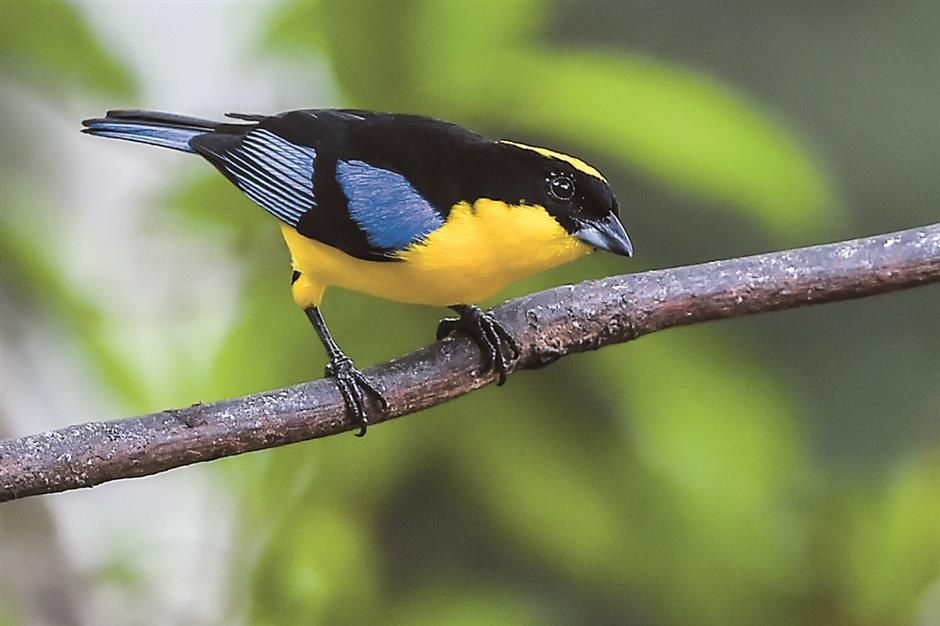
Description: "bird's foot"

(437, 305), (520, 385)
(325, 355), (388, 437)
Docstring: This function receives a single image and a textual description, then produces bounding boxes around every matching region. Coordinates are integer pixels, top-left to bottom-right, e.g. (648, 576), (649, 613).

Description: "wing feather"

(336, 159), (445, 251)
(199, 128), (317, 227)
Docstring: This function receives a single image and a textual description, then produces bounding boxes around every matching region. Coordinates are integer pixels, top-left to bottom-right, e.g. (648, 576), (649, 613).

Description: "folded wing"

(193, 128), (317, 228)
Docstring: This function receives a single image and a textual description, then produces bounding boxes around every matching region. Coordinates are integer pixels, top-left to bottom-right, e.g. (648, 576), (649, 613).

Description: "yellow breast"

(282, 199), (591, 308)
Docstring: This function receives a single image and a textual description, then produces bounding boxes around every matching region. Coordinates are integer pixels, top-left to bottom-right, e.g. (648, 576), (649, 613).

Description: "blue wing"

(200, 129), (317, 227)
(336, 159), (445, 251)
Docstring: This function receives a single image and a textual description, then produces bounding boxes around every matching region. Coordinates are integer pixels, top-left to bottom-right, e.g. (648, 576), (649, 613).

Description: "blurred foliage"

(0, 1), (143, 408)
(833, 452), (940, 624)
(0, 182), (150, 408)
(265, 0), (834, 234)
(1, 2), (937, 626)
(0, 0), (134, 98)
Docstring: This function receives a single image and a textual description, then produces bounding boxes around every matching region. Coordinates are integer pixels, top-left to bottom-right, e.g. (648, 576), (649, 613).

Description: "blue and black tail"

(81, 110), (227, 153)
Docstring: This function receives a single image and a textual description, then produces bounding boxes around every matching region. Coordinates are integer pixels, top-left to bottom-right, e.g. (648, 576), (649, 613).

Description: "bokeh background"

(1, 2), (938, 625)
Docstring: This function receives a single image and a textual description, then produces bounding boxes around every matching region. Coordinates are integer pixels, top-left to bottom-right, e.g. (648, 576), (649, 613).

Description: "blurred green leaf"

(0, 594), (18, 626)
(833, 451), (940, 625)
(249, 504), (380, 626)
(442, 387), (641, 586)
(264, 0), (835, 236)
(262, 0), (326, 57)
(165, 172), (274, 247)
(473, 52), (833, 232)
(0, 181), (149, 409)
(388, 581), (546, 626)
(440, 328), (813, 626)
(0, 0), (135, 98)
(606, 331), (812, 625)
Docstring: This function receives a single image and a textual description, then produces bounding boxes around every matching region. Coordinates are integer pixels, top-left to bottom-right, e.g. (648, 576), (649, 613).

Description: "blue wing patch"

(336, 160), (444, 250)
(211, 129), (317, 226)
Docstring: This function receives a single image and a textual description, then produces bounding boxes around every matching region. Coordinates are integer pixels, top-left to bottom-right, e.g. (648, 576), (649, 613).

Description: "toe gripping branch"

(305, 301), (517, 437)
(324, 354), (388, 437)
(305, 306), (387, 437)
(437, 304), (521, 385)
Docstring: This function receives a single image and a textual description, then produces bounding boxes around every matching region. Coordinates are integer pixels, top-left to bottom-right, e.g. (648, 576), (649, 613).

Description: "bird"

(82, 109), (634, 436)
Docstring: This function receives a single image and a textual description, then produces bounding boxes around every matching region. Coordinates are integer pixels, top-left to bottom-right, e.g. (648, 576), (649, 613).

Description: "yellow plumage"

(285, 198), (592, 308)
(499, 141), (608, 182)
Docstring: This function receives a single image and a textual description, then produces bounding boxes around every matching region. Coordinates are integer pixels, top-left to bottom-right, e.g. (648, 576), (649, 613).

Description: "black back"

(187, 109), (615, 261)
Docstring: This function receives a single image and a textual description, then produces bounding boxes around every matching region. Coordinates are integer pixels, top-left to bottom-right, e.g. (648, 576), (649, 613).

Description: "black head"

(493, 141), (633, 257)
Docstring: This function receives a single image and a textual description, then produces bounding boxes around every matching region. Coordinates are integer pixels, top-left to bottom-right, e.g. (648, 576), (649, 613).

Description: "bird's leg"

(436, 305), (520, 385)
(305, 306), (388, 437)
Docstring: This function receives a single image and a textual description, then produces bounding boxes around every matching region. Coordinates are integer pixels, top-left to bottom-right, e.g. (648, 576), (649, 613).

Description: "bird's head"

(497, 141), (633, 257)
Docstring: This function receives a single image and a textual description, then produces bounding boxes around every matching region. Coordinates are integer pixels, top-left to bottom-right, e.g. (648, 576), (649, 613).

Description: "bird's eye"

(547, 174), (576, 201)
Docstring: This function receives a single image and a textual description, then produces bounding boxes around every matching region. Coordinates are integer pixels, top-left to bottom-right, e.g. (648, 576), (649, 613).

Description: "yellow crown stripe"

(500, 141), (606, 182)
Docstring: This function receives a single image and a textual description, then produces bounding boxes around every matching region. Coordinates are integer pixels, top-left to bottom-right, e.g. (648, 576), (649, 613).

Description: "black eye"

(547, 174), (575, 201)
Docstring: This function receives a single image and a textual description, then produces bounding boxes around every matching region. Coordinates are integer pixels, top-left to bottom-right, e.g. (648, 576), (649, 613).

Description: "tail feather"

(81, 110), (225, 153)
(98, 109), (220, 129)
(81, 122), (206, 152)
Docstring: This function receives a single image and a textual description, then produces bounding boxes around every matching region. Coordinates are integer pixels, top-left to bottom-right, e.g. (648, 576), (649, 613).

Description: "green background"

(1, 2), (937, 625)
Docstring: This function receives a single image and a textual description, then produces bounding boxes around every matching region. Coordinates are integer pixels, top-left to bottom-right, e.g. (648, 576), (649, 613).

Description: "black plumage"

(83, 109), (618, 262)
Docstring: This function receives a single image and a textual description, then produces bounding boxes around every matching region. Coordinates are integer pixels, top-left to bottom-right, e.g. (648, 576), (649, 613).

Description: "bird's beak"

(574, 212), (634, 257)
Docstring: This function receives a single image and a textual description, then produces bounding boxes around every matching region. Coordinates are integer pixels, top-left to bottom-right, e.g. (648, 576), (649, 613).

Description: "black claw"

(325, 355), (386, 436)
(347, 367), (388, 410)
(493, 324), (521, 359)
(436, 305), (519, 385)
(436, 317), (459, 341)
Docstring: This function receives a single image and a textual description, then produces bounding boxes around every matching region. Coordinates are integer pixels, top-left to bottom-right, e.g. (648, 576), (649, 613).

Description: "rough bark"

(2, 223), (938, 501)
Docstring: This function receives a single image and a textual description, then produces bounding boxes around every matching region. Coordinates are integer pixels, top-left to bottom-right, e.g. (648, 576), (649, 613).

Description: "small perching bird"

(82, 109), (634, 435)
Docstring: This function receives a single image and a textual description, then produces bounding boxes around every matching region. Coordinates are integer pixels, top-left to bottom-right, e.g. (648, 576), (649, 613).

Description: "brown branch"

(2, 224), (938, 501)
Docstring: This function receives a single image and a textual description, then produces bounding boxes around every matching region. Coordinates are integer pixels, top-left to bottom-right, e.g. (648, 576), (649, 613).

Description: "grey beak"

(574, 212), (634, 257)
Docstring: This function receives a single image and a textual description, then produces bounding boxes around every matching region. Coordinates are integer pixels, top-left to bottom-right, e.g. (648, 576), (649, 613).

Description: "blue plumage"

(82, 121), (202, 152)
(336, 160), (444, 250)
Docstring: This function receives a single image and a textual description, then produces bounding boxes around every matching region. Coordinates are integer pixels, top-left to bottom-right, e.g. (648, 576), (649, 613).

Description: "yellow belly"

(283, 199), (591, 308)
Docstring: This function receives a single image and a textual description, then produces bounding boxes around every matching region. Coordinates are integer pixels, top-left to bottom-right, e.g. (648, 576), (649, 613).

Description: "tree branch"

(2, 224), (938, 501)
